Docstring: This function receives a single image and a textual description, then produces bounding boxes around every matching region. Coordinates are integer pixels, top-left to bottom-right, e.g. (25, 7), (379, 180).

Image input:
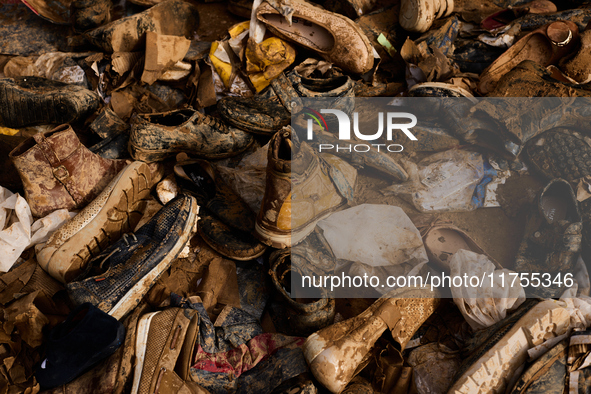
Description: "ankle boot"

(255, 126), (357, 249)
(9, 124), (128, 217)
(302, 287), (440, 393)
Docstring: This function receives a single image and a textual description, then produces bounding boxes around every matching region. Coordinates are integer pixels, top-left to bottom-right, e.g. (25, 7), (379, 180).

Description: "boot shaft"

(10, 124), (126, 217)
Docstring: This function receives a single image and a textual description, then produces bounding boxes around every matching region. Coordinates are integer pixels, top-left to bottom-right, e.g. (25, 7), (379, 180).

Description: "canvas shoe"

(36, 161), (152, 283)
(255, 126), (357, 249)
(129, 108), (254, 163)
(131, 308), (208, 394)
(66, 194), (199, 320)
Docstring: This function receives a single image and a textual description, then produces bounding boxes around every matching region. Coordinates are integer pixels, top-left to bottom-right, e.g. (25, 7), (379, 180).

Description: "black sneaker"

(36, 303), (125, 389)
(66, 193), (199, 320)
(0, 77), (99, 128)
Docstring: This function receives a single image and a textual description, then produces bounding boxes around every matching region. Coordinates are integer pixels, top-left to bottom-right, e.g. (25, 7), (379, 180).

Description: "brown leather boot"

(9, 124), (128, 217)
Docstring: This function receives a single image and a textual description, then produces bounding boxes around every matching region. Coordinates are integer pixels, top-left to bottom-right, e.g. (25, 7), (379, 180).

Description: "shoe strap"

(271, 73), (303, 114)
(33, 132), (72, 183)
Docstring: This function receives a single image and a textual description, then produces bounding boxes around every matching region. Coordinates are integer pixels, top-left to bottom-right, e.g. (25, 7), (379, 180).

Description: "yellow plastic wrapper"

(0, 126), (19, 136)
(209, 21), (295, 92)
(245, 36), (296, 92)
(209, 21), (251, 89)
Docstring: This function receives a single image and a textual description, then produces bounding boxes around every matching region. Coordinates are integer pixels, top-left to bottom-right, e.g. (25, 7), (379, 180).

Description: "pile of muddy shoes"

(3, 0), (591, 392)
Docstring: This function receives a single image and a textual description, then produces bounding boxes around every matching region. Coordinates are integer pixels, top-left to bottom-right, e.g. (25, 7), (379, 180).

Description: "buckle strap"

(270, 73), (303, 114)
(33, 132), (72, 185)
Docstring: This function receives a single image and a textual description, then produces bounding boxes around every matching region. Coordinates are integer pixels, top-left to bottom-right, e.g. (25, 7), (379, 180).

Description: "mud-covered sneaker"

(255, 126), (357, 249)
(0, 77), (99, 128)
(131, 308), (208, 394)
(302, 286), (440, 393)
(217, 71), (354, 135)
(174, 159), (267, 261)
(129, 108), (254, 163)
(66, 193), (199, 320)
(36, 161), (152, 284)
(449, 299), (571, 394)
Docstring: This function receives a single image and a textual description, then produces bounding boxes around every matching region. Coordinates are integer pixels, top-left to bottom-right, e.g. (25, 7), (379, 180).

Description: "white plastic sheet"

(0, 187), (74, 272)
(450, 249), (525, 330)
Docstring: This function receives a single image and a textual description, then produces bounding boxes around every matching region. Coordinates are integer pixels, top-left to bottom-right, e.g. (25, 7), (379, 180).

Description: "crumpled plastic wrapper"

(245, 37), (296, 91)
(386, 150), (488, 213)
(450, 249), (525, 330)
(317, 204), (429, 294)
(0, 187), (75, 272)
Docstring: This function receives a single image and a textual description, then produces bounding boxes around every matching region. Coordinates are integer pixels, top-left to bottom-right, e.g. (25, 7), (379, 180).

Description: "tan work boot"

(255, 126), (357, 249)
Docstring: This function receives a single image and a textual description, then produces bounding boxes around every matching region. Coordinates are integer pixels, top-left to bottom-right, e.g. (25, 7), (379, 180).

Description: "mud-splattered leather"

(9, 124), (127, 217)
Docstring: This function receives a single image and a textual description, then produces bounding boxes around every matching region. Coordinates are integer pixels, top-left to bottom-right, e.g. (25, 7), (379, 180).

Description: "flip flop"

(478, 20), (579, 95)
(423, 224), (502, 270)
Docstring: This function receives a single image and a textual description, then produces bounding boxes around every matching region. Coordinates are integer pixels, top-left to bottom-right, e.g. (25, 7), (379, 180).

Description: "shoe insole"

(425, 228), (472, 264)
(541, 195), (567, 223)
(262, 14), (334, 52)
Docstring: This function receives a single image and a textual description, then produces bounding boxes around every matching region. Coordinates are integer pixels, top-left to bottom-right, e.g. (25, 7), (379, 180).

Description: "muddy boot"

(71, 0), (112, 32)
(514, 179), (582, 298)
(255, 127), (357, 248)
(302, 287), (440, 394)
(268, 248), (336, 337)
(9, 124), (129, 218)
(0, 77), (99, 128)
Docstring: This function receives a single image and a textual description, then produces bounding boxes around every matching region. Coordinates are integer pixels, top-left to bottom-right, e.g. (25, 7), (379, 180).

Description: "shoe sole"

(199, 227), (267, 261)
(0, 81), (77, 128)
(129, 140), (254, 163)
(106, 197), (199, 320)
(255, 201), (346, 249)
(449, 300), (571, 393)
(130, 311), (159, 394)
(39, 162), (151, 283)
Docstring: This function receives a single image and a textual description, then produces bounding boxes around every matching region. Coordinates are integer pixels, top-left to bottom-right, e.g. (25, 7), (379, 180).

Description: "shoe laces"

(201, 115), (227, 132)
(97, 233), (138, 271)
